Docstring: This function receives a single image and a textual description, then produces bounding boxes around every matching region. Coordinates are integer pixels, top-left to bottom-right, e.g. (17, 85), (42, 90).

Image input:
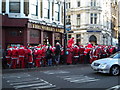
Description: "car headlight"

(99, 63), (108, 68)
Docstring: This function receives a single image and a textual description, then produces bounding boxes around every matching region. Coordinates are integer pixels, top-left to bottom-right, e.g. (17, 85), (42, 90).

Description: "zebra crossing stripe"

(106, 85), (120, 90)
(59, 75), (99, 84)
(10, 80), (43, 85)
(7, 78), (40, 83)
(14, 82), (49, 89)
(31, 85), (56, 89)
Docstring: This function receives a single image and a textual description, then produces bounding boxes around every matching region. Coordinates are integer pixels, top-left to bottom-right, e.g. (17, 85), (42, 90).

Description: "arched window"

(89, 35), (97, 43)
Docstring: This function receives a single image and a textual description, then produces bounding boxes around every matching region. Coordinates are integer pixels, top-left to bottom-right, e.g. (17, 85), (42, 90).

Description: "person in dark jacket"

(46, 46), (53, 66)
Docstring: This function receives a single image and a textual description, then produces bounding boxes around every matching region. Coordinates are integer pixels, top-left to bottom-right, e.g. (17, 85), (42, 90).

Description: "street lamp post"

(63, 0), (67, 56)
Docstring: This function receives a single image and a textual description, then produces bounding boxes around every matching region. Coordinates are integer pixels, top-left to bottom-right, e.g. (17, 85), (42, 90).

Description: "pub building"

(2, 14), (64, 49)
(0, 0), (64, 49)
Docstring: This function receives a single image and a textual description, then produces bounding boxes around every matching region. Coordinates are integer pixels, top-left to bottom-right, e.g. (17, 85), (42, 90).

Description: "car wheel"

(110, 65), (120, 76)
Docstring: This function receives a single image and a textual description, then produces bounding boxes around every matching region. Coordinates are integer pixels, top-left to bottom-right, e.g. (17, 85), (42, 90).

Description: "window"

(91, 0), (96, 6)
(68, 34), (71, 39)
(55, 3), (60, 21)
(90, 13), (97, 24)
(76, 34), (81, 44)
(66, 15), (71, 25)
(9, 30), (23, 37)
(77, 14), (81, 26)
(77, 1), (80, 7)
(9, 1), (20, 13)
(31, 0), (38, 16)
(44, 0), (50, 19)
(66, 2), (71, 9)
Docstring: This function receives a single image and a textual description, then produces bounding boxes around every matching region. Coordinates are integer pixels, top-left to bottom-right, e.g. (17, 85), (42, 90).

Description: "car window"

(109, 53), (120, 59)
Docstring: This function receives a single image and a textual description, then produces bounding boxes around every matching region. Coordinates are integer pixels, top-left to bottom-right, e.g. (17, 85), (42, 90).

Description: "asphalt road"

(2, 64), (120, 90)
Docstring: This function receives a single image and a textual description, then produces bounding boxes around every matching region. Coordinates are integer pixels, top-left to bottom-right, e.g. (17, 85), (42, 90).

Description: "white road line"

(70, 79), (100, 83)
(32, 85), (56, 89)
(59, 75), (99, 84)
(106, 85), (120, 90)
(7, 78), (40, 83)
(10, 80), (43, 85)
(3, 74), (31, 79)
(59, 75), (84, 78)
(43, 70), (69, 74)
(14, 82), (49, 89)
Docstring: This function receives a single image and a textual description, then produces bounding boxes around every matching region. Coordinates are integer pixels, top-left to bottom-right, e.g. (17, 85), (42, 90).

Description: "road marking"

(7, 78), (40, 83)
(106, 85), (120, 90)
(43, 70), (69, 74)
(4, 73), (56, 89)
(58, 75), (100, 84)
(10, 80), (43, 85)
(14, 82), (49, 89)
(32, 85), (56, 89)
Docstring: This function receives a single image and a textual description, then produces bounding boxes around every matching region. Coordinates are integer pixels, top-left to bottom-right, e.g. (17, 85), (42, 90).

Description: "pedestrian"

(45, 46), (53, 66)
(54, 42), (61, 65)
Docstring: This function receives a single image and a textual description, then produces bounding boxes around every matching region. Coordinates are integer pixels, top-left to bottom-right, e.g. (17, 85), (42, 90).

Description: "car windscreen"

(109, 53), (120, 59)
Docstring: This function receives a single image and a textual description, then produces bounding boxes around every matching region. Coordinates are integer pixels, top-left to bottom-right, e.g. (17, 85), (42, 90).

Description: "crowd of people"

(2, 38), (117, 69)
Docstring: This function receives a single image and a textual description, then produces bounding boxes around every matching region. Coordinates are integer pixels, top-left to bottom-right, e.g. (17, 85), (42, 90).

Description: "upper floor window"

(66, 2), (71, 9)
(77, 1), (80, 7)
(9, 0), (20, 13)
(31, 0), (38, 16)
(90, 13), (97, 24)
(76, 34), (81, 44)
(55, 3), (60, 21)
(77, 14), (81, 25)
(66, 15), (71, 25)
(44, 0), (50, 19)
(91, 0), (96, 6)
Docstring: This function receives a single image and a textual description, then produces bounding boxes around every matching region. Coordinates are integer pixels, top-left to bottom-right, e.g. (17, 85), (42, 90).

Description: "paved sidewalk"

(2, 64), (90, 74)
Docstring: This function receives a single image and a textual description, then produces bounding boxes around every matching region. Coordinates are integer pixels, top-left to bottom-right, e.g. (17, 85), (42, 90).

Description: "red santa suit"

(68, 37), (74, 48)
(11, 47), (18, 69)
(79, 45), (85, 63)
(27, 49), (33, 64)
(41, 47), (47, 66)
(35, 48), (42, 67)
(6, 47), (12, 67)
(66, 48), (73, 64)
(84, 44), (93, 64)
(18, 46), (26, 68)
(73, 45), (79, 64)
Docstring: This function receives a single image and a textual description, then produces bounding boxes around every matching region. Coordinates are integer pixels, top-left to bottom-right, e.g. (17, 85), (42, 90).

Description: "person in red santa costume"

(41, 45), (47, 67)
(73, 45), (79, 64)
(78, 45), (85, 64)
(6, 46), (12, 68)
(27, 46), (33, 68)
(11, 46), (18, 69)
(68, 37), (74, 48)
(66, 47), (73, 65)
(18, 45), (26, 68)
(34, 46), (42, 67)
(84, 44), (93, 64)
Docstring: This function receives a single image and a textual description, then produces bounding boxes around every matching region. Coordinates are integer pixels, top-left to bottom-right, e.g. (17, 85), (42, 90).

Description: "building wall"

(66, 0), (112, 46)
(1, 0), (64, 49)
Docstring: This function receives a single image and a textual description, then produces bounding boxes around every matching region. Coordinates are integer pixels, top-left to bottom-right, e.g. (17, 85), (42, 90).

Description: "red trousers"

(35, 59), (41, 67)
(19, 57), (25, 68)
(11, 58), (17, 69)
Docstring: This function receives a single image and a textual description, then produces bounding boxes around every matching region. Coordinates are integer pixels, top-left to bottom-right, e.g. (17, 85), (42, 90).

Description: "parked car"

(91, 51), (120, 76)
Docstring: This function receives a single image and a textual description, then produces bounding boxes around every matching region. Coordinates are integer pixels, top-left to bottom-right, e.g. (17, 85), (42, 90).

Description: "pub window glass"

(9, 2), (20, 13)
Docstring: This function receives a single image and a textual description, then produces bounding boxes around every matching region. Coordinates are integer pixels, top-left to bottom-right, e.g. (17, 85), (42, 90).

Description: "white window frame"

(90, 13), (97, 24)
